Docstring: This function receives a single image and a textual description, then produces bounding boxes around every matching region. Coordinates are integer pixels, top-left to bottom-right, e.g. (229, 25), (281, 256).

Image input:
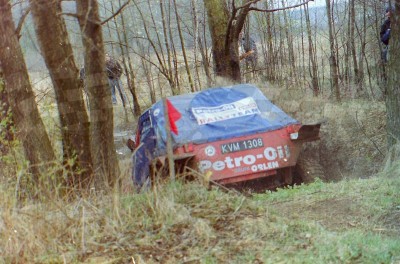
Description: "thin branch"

(15, 6), (31, 39)
(248, 0), (315, 12)
(101, 0), (130, 25)
(235, 0), (261, 10)
(62, 12), (80, 19)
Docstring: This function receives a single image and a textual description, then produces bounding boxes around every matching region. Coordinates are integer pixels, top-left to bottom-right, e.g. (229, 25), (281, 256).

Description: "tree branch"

(15, 6), (31, 39)
(235, 0), (261, 11)
(62, 12), (80, 18)
(248, 0), (315, 12)
(101, 0), (130, 25)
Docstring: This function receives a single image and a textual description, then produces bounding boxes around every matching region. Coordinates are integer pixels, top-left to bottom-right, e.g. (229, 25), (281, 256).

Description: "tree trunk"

(134, 1), (178, 95)
(76, 0), (120, 187)
(0, 0), (56, 179)
(386, 0), (400, 148)
(305, 3), (319, 96)
(204, 0), (242, 82)
(29, 0), (93, 187)
(191, 0), (201, 90)
(112, 0), (141, 115)
(349, 0), (360, 89)
(281, 0), (297, 80)
(160, 1), (175, 91)
(168, 2), (181, 94)
(173, 0), (195, 92)
(326, 0), (340, 101)
(357, 1), (366, 94)
(0, 70), (13, 154)
(198, 5), (212, 86)
(265, 0), (276, 81)
(120, 17), (141, 116)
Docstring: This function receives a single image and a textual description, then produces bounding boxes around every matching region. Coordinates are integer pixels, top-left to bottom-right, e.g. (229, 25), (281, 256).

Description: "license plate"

(220, 138), (264, 154)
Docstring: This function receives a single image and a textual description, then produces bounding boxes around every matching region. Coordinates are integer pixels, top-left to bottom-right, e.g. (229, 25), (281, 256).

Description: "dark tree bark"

(326, 0), (340, 101)
(304, 3), (319, 96)
(204, 0), (247, 82)
(281, 0), (297, 80)
(204, 0), (314, 82)
(349, 0), (360, 87)
(0, 70), (13, 154)
(386, 1), (400, 148)
(0, 0), (56, 178)
(29, 0), (93, 187)
(76, 0), (120, 187)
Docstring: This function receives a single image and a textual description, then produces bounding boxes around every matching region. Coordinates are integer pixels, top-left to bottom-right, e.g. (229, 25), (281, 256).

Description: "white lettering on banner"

(251, 162), (279, 172)
(199, 145), (290, 172)
(264, 147), (277, 161)
(191, 97), (261, 125)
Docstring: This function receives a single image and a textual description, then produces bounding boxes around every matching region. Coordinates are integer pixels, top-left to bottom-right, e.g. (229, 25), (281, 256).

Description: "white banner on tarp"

(191, 97), (260, 125)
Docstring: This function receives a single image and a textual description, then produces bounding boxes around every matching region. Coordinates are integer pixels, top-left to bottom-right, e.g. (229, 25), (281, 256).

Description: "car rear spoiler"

(290, 122), (322, 142)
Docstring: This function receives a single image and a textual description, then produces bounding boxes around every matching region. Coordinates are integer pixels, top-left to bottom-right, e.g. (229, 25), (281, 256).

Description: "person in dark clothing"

(239, 31), (258, 69)
(380, 7), (392, 62)
(80, 54), (128, 106)
(105, 53), (128, 106)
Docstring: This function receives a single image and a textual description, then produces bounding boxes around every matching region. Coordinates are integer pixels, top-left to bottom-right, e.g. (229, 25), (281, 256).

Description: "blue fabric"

(108, 78), (127, 105)
(150, 84), (298, 149)
(382, 29), (391, 45)
(132, 84), (299, 186)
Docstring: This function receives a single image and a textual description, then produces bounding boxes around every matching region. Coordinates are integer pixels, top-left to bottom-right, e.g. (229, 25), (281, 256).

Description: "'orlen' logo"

(198, 145), (290, 173)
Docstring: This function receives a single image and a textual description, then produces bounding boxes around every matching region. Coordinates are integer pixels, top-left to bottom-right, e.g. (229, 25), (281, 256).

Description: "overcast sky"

(282, 0), (326, 9)
(306, 0), (326, 7)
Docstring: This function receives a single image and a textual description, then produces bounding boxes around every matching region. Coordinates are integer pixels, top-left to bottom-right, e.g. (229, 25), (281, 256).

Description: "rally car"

(128, 84), (322, 189)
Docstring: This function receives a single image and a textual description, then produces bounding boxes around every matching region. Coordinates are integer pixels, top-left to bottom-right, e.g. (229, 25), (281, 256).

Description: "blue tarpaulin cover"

(132, 84), (299, 185)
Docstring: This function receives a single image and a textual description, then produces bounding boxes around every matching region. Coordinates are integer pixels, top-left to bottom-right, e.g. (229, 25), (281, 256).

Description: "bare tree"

(134, 1), (179, 95)
(304, 3), (319, 95)
(191, 0), (202, 90)
(281, 0), (297, 80)
(173, 0), (195, 92)
(160, 0), (176, 92)
(76, 0), (120, 187)
(204, 0), (314, 82)
(325, 0), (340, 101)
(0, 0), (56, 179)
(386, 0), (400, 148)
(349, 0), (361, 88)
(29, 0), (93, 187)
(198, 6), (213, 86)
(110, 0), (141, 115)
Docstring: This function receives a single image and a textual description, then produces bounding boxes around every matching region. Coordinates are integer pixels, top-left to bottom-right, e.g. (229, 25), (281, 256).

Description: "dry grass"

(1, 163), (400, 264)
(1, 70), (397, 263)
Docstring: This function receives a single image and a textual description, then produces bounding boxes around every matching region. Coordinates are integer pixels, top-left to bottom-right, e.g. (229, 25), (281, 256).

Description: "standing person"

(380, 6), (392, 63)
(105, 53), (128, 106)
(239, 31), (258, 69)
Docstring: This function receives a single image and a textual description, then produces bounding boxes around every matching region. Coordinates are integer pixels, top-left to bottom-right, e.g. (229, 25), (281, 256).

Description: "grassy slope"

(1, 167), (400, 264)
(0, 81), (397, 263)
